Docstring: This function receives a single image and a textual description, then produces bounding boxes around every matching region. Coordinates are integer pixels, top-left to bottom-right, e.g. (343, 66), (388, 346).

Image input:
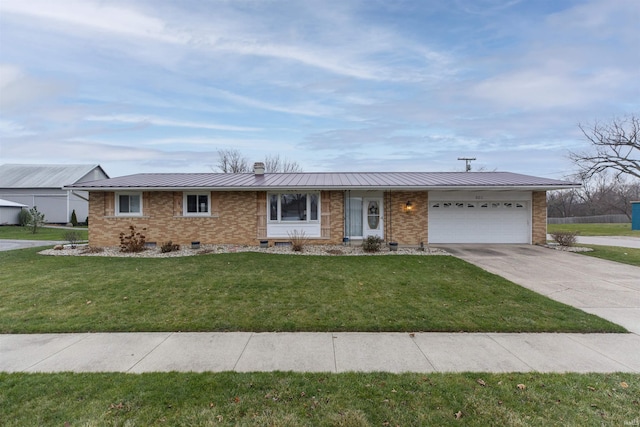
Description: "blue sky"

(1, 0), (638, 179)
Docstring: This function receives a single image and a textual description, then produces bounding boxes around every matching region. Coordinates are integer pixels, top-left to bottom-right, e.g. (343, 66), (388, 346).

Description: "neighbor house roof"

(66, 171), (579, 191)
(0, 198), (27, 208)
(0, 164), (109, 188)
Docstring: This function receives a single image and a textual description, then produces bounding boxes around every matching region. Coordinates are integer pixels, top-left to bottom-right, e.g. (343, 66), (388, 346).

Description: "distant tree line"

(547, 172), (640, 220)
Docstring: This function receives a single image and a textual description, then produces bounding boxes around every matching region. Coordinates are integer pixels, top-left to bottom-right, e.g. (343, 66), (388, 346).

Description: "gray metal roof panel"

(0, 164), (106, 188)
(66, 171), (579, 190)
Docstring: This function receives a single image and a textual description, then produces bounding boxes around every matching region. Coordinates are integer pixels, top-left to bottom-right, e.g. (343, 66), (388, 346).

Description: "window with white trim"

(184, 193), (210, 216)
(116, 192), (142, 216)
(268, 192), (319, 222)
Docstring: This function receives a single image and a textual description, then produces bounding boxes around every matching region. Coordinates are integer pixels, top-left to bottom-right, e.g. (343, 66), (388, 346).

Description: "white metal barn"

(0, 164), (109, 224)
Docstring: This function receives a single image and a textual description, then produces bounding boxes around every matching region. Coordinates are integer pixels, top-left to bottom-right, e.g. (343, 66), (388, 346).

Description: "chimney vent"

(253, 162), (265, 176)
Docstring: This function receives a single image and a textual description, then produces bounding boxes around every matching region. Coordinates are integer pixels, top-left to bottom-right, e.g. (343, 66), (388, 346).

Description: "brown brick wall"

(88, 190), (346, 247)
(89, 191), (258, 246)
(385, 191), (428, 245)
(88, 189), (540, 247)
(532, 191), (547, 245)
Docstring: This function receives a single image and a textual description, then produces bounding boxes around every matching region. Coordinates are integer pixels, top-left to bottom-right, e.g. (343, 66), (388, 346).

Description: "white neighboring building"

(0, 164), (109, 224)
(0, 198), (27, 225)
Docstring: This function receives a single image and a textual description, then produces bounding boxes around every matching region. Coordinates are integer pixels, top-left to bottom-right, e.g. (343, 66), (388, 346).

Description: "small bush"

(551, 231), (578, 247)
(18, 209), (32, 227)
(63, 230), (82, 249)
(70, 209), (78, 226)
(119, 225), (147, 253)
(161, 241), (180, 253)
(362, 235), (383, 253)
(288, 230), (308, 252)
(27, 206), (45, 234)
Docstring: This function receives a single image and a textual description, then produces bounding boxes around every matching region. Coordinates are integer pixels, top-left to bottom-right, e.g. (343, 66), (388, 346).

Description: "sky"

(0, 0), (638, 179)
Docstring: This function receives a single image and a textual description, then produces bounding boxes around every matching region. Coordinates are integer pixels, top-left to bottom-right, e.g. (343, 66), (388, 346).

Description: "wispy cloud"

(85, 114), (261, 132)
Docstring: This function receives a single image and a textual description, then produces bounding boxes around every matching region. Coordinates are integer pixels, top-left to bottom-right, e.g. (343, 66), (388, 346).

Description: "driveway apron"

(441, 245), (640, 334)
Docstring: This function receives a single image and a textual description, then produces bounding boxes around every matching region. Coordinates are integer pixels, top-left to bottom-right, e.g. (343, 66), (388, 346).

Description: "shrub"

(18, 209), (32, 227)
(70, 209), (78, 226)
(161, 241), (180, 253)
(81, 246), (104, 254)
(63, 230), (82, 249)
(551, 231), (578, 247)
(119, 225), (147, 253)
(288, 230), (308, 252)
(362, 235), (383, 253)
(27, 206), (45, 234)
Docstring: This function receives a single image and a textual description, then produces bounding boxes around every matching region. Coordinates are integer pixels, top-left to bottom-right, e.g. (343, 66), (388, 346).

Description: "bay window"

(268, 192), (319, 222)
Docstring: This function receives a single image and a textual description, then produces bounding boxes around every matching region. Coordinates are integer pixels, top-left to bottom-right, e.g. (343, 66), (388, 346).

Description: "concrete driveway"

(441, 245), (640, 334)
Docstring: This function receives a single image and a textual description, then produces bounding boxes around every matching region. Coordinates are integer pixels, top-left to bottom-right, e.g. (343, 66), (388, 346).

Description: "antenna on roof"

(457, 157), (476, 172)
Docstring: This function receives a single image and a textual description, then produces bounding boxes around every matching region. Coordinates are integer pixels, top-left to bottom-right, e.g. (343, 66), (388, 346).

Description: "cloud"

(0, 64), (66, 111)
(85, 114), (262, 132)
(0, 0), (185, 44)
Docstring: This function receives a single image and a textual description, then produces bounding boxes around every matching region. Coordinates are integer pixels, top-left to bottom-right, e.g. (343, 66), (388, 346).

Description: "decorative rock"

(53, 245), (64, 250)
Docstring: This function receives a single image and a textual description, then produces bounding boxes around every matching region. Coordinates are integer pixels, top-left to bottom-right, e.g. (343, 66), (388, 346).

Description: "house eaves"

(65, 171), (580, 192)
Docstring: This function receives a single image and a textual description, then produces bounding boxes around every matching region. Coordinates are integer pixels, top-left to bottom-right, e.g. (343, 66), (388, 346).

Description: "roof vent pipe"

(253, 162), (265, 176)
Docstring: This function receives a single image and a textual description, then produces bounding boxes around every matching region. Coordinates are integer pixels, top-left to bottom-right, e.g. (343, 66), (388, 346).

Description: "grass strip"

(0, 226), (88, 241)
(0, 248), (624, 333)
(1, 372), (638, 426)
(577, 245), (640, 267)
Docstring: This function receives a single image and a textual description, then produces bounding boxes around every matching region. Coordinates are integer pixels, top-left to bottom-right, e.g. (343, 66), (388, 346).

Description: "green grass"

(0, 248), (624, 333)
(0, 225), (88, 241)
(547, 222), (639, 236)
(577, 245), (640, 267)
(1, 372), (638, 426)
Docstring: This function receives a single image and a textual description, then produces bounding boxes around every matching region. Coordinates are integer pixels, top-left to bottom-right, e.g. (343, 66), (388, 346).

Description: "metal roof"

(0, 198), (27, 208)
(66, 171), (579, 191)
(0, 164), (108, 188)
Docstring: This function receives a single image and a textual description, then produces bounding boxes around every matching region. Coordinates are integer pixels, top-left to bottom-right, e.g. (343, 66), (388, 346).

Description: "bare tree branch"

(264, 154), (303, 173)
(569, 115), (640, 180)
(216, 149), (249, 173)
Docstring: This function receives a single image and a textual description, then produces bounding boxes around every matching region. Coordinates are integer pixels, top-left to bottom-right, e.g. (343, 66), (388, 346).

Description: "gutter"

(64, 184), (581, 192)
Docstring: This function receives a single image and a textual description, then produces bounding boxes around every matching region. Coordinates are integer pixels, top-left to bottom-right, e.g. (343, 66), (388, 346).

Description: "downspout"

(66, 190), (70, 224)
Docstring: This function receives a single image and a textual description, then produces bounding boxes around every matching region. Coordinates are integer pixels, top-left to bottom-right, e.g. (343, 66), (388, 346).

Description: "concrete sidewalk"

(0, 239), (65, 251)
(575, 235), (640, 249)
(2, 332), (639, 374)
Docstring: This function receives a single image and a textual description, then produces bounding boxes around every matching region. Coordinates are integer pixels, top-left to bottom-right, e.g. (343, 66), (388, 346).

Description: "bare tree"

(216, 149), (249, 173)
(264, 154), (303, 173)
(569, 115), (640, 180)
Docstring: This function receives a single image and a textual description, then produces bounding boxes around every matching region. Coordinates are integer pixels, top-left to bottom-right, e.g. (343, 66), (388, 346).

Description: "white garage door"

(428, 200), (530, 244)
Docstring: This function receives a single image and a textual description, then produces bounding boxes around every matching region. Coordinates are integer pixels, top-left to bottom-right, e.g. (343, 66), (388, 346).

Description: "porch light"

(404, 201), (413, 212)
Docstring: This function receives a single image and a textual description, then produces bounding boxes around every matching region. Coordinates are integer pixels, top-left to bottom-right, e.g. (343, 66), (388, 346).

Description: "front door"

(363, 198), (383, 238)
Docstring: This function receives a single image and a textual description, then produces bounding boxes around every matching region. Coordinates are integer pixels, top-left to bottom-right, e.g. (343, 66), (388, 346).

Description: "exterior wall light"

(404, 201), (413, 213)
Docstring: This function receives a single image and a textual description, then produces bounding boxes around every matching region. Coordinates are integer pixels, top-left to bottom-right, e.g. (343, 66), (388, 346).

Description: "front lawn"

(0, 248), (623, 333)
(547, 222), (639, 237)
(0, 225), (88, 241)
(1, 372), (638, 426)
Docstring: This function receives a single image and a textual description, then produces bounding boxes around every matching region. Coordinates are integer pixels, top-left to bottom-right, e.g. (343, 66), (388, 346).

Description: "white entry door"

(363, 198), (383, 238)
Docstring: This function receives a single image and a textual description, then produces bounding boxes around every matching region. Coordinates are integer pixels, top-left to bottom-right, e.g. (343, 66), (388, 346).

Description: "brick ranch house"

(66, 164), (579, 247)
